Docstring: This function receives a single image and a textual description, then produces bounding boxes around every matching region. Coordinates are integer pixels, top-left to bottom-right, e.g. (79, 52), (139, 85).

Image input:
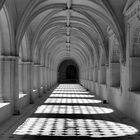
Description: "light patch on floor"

(13, 118), (138, 138)
(45, 98), (102, 104)
(0, 103), (10, 108)
(13, 84), (139, 138)
(35, 105), (114, 114)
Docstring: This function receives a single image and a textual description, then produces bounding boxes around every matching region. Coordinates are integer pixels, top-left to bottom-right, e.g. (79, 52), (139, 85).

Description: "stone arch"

(128, 25), (140, 91)
(0, 7), (12, 55)
(18, 33), (31, 97)
(16, 1), (124, 64)
(110, 36), (120, 63)
(98, 46), (107, 84)
(0, 6), (16, 103)
(19, 34), (30, 59)
(0, 0), (5, 9)
(58, 59), (79, 83)
(107, 26), (121, 87)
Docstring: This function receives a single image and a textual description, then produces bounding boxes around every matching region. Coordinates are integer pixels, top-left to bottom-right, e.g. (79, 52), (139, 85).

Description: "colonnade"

(0, 56), (57, 115)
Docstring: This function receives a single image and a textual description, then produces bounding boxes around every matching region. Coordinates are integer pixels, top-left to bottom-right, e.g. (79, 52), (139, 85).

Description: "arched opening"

(66, 65), (78, 81)
(0, 7), (13, 103)
(18, 34), (29, 99)
(107, 27), (120, 88)
(58, 60), (79, 84)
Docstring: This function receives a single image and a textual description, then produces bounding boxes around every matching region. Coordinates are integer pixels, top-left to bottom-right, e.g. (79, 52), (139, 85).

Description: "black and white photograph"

(0, 0), (140, 139)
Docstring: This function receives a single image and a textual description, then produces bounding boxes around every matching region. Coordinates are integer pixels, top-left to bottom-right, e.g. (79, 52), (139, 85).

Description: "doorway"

(58, 60), (79, 83)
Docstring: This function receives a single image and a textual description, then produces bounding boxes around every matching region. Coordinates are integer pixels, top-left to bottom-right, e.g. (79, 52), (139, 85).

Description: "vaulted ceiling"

(2, 0), (129, 69)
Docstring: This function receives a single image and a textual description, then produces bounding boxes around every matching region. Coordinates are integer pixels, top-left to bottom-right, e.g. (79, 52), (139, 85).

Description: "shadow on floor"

(12, 135), (139, 140)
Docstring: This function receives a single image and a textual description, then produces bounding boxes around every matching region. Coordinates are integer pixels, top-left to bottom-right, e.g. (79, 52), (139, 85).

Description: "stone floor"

(0, 84), (140, 140)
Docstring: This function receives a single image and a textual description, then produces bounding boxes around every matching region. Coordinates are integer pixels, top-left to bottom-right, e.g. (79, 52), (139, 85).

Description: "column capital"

(90, 66), (94, 69)
(101, 64), (106, 67)
(105, 63), (109, 67)
(33, 63), (42, 67)
(46, 66), (50, 69)
(0, 55), (19, 61)
(19, 61), (33, 65)
(40, 65), (45, 67)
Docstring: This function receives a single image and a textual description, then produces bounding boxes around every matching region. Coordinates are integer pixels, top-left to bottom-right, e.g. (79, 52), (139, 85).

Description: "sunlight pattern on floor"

(50, 93), (94, 98)
(35, 105), (113, 114)
(14, 118), (138, 137)
(13, 84), (138, 138)
(45, 98), (102, 104)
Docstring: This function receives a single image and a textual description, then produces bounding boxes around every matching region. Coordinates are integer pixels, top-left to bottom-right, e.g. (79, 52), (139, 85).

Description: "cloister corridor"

(0, 84), (139, 140)
(2, 0), (140, 140)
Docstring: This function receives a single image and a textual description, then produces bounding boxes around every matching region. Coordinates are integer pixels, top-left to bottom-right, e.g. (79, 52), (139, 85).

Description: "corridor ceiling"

(3, 0), (128, 70)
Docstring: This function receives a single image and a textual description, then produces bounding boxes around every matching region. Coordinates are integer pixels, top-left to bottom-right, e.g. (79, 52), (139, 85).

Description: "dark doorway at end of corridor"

(58, 59), (79, 84)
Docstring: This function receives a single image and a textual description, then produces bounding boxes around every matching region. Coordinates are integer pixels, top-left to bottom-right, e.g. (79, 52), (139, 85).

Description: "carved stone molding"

(124, 0), (140, 22)
(0, 55), (19, 61)
(19, 61), (33, 65)
(0, 0), (5, 10)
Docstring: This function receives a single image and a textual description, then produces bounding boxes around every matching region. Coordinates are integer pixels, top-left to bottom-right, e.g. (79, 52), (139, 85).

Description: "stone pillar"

(18, 62), (22, 93)
(20, 61), (34, 104)
(84, 71), (86, 87)
(88, 68), (92, 90)
(98, 65), (106, 84)
(50, 69), (53, 88)
(129, 57), (140, 90)
(93, 66), (98, 82)
(46, 68), (50, 90)
(43, 66), (46, 92)
(109, 62), (120, 87)
(39, 65), (45, 94)
(90, 68), (94, 92)
(44, 67), (48, 91)
(52, 70), (54, 86)
(32, 64), (41, 97)
(86, 70), (88, 88)
(50, 69), (52, 87)
(107, 26), (120, 87)
(0, 56), (20, 114)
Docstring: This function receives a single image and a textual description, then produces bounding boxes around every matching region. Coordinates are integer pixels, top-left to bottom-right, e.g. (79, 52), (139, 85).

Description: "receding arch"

(58, 59), (79, 84)
(0, 0), (5, 10)
(0, 7), (12, 55)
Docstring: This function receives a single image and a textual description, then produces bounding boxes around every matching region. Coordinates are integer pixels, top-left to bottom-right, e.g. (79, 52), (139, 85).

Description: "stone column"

(93, 66), (98, 82)
(52, 70), (54, 86)
(32, 64), (41, 97)
(44, 67), (48, 92)
(46, 68), (50, 90)
(129, 57), (140, 90)
(90, 67), (94, 92)
(20, 61), (34, 104)
(84, 71), (86, 87)
(0, 55), (20, 114)
(42, 66), (46, 92)
(109, 62), (120, 87)
(50, 69), (53, 88)
(88, 68), (91, 90)
(18, 62), (22, 93)
(39, 65), (45, 94)
(98, 65), (106, 84)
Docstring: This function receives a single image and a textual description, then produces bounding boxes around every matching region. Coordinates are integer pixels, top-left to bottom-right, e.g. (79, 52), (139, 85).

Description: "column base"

(29, 99), (34, 104)
(13, 110), (21, 115)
